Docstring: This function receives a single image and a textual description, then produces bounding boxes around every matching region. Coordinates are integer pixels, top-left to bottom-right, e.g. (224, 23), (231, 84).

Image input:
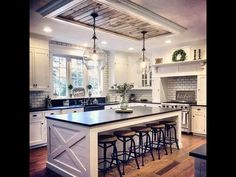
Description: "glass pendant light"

(137, 31), (151, 74)
(83, 11), (106, 70)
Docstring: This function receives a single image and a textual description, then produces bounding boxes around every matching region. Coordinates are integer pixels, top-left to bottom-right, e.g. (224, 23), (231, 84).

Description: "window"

(70, 58), (83, 87)
(52, 55), (102, 98)
(52, 56), (67, 97)
(141, 70), (152, 87)
(87, 62), (100, 97)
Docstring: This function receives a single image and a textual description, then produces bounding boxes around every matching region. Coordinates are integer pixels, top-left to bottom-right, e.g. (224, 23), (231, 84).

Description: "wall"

(105, 50), (152, 102)
(30, 91), (50, 108)
(167, 76), (197, 101)
(151, 39), (206, 65)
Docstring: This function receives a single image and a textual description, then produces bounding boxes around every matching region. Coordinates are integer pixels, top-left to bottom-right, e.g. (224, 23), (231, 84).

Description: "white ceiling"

(30, 0), (206, 53)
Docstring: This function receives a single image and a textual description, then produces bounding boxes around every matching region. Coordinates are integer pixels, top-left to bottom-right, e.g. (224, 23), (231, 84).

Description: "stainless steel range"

(161, 91), (196, 134)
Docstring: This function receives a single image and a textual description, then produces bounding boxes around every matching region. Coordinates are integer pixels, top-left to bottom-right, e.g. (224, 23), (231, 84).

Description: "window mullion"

(67, 57), (71, 97)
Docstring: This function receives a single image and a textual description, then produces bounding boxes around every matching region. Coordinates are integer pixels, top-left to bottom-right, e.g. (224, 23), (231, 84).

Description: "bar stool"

(160, 121), (180, 153)
(113, 130), (140, 175)
(98, 134), (122, 177)
(146, 123), (168, 159)
(130, 126), (154, 166)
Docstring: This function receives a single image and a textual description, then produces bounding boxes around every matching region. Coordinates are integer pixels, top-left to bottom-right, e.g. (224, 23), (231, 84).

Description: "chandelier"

(83, 11), (106, 70)
(137, 31), (151, 74)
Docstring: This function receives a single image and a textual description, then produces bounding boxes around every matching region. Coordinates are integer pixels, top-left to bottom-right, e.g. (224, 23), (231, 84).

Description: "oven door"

(181, 110), (190, 133)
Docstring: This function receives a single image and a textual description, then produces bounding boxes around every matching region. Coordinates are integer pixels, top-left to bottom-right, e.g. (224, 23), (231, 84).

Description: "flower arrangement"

(113, 83), (134, 110)
(114, 83), (134, 96)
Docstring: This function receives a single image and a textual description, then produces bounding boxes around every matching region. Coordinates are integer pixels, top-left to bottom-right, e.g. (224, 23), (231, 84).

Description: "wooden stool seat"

(146, 123), (165, 129)
(166, 122), (176, 126)
(98, 135), (117, 143)
(130, 126), (151, 133)
(114, 130), (136, 137)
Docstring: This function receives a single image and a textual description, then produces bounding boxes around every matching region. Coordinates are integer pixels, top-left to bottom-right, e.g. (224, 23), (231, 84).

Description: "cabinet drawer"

(61, 108), (84, 114)
(44, 110), (61, 116)
(30, 112), (43, 119)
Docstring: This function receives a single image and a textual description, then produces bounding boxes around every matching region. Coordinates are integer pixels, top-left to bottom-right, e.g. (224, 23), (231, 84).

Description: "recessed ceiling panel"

(37, 0), (172, 40)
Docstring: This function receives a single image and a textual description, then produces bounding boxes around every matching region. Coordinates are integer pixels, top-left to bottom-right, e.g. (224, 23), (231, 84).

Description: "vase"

(120, 94), (128, 110)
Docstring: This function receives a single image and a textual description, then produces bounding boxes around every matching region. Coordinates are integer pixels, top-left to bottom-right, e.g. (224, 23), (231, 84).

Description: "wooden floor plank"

(30, 134), (206, 177)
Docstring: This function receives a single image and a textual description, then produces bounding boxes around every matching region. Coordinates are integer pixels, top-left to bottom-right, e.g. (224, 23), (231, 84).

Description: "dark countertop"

(29, 101), (162, 112)
(30, 105), (84, 112)
(46, 106), (181, 127)
(189, 144), (207, 160)
(190, 104), (207, 107)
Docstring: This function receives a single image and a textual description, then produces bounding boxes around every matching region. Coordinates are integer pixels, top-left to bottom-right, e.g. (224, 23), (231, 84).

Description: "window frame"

(50, 54), (102, 98)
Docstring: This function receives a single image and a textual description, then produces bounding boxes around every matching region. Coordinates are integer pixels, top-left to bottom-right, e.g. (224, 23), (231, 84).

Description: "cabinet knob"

(50, 113), (54, 115)
(41, 123), (44, 125)
(33, 115), (37, 117)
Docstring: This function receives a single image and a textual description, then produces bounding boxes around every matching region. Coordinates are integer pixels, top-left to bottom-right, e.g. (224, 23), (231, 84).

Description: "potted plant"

(114, 83), (134, 110)
(87, 84), (92, 97)
(68, 84), (73, 98)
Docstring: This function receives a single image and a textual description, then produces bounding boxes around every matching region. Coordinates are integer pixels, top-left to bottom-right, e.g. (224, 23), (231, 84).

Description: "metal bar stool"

(160, 121), (180, 153)
(98, 134), (122, 177)
(130, 126), (154, 166)
(113, 130), (140, 175)
(146, 123), (168, 159)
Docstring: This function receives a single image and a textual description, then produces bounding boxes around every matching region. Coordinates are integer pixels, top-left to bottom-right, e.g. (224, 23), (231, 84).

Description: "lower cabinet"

(61, 108), (84, 114)
(30, 112), (45, 147)
(191, 106), (206, 135)
(30, 108), (83, 148)
(43, 110), (61, 143)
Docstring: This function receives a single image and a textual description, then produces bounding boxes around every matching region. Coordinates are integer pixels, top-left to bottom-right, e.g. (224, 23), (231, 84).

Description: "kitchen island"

(46, 106), (182, 177)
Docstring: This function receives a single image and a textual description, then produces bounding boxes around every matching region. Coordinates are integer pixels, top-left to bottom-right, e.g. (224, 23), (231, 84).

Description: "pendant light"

(137, 31), (151, 74)
(83, 10), (106, 70)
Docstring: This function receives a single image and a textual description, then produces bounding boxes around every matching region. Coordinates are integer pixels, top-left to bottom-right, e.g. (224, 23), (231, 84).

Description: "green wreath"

(172, 49), (186, 62)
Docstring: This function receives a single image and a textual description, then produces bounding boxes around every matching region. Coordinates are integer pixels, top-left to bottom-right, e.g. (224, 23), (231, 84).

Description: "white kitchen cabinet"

(43, 110), (61, 143)
(108, 51), (129, 87)
(30, 47), (49, 91)
(61, 108), (84, 114)
(152, 77), (168, 103)
(197, 75), (206, 105)
(191, 106), (206, 135)
(30, 112), (45, 147)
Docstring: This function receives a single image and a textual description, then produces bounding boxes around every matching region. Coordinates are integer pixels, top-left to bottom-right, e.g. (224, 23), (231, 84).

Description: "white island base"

(46, 108), (182, 177)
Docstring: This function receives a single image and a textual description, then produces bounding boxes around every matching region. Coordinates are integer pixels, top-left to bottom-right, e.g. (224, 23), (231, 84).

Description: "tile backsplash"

(167, 76), (197, 101)
(107, 90), (152, 102)
(30, 91), (50, 108)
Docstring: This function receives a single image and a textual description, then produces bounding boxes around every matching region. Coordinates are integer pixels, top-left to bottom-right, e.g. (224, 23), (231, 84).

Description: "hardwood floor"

(30, 134), (206, 177)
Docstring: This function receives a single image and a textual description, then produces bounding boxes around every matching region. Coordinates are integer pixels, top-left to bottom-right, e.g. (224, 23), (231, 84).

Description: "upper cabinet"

(152, 77), (168, 103)
(30, 47), (50, 91)
(108, 51), (151, 89)
(108, 51), (128, 87)
(197, 75), (206, 105)
(30, 36), (50, 91)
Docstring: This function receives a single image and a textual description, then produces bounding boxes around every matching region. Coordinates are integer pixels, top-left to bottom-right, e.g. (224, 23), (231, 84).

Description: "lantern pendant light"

(83, 9), (106, 70)
(137, 31), (151, 74)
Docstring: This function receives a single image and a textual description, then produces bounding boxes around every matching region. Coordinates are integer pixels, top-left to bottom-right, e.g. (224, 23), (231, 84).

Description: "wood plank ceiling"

(54, 0), (171, 40)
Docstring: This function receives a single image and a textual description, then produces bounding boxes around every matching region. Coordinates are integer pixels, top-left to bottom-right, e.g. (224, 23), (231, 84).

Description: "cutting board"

(115, 108), (133, 113)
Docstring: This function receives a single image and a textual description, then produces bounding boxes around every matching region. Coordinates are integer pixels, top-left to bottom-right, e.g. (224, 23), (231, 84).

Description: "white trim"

(46, 161), (76, 177)
(44, 0), (85, 18)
